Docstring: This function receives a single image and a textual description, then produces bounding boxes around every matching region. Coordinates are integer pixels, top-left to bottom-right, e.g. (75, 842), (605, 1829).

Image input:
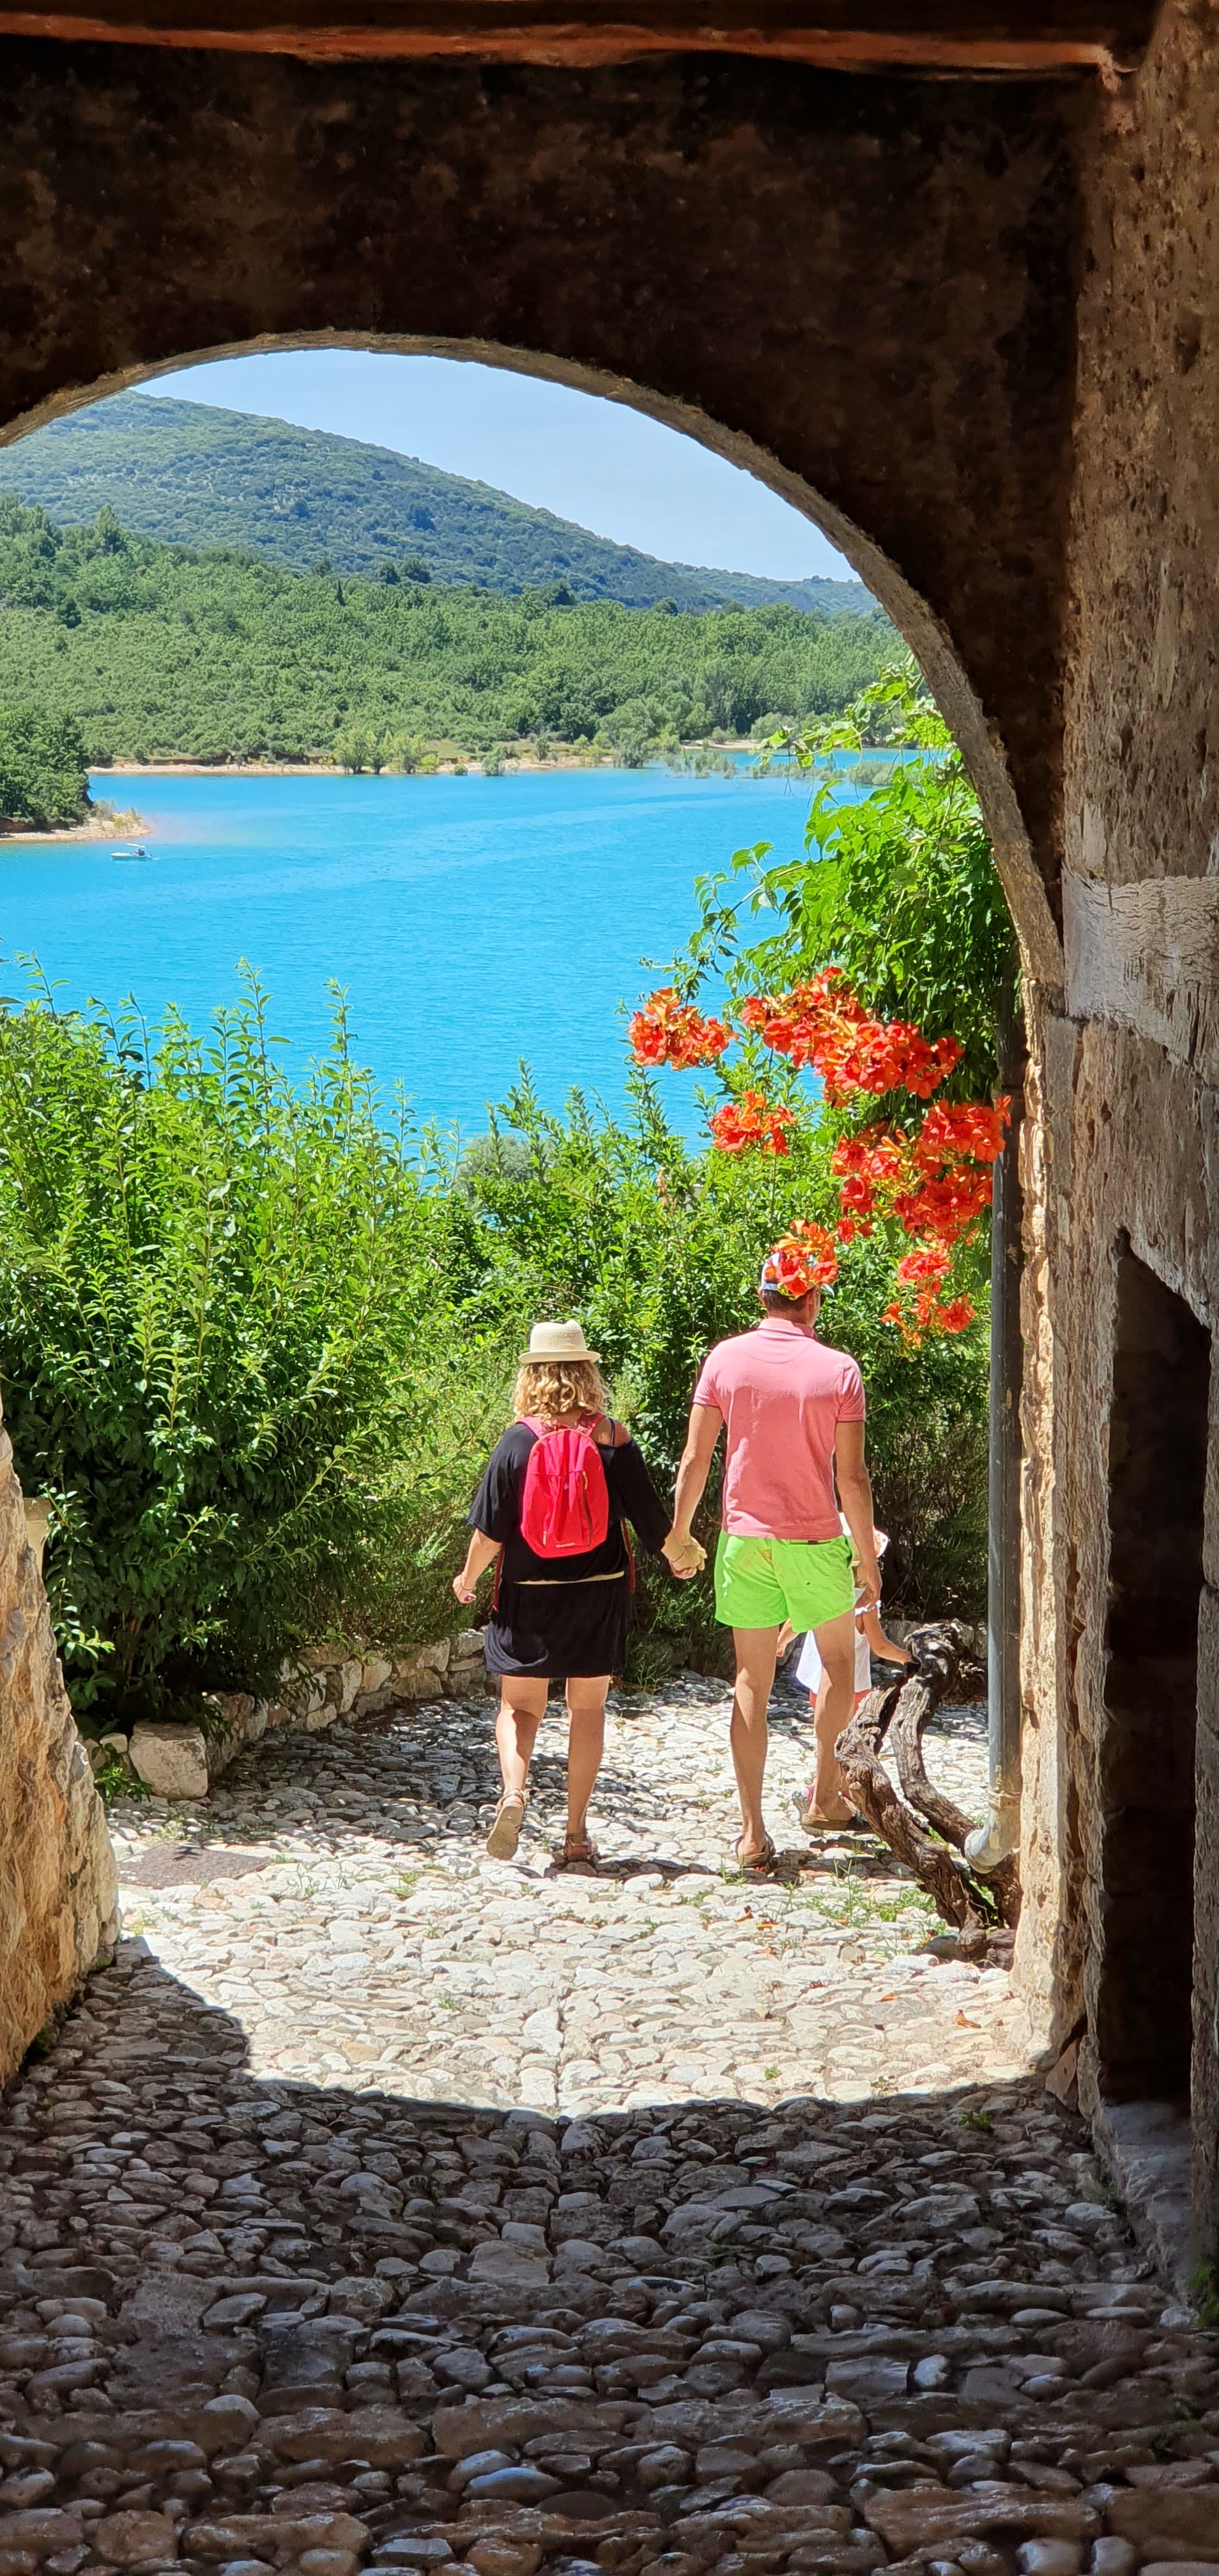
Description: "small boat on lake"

(109, 845), (153, 862)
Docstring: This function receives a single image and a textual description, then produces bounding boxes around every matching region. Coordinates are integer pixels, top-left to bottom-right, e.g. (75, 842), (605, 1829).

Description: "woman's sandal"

(553, 1828), (600, 1869)
(734, 1832), (778, 1876)
(485, 1790), (528, 1861)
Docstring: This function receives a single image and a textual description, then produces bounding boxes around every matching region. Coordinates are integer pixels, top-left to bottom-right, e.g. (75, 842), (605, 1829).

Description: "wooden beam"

(0, 0), (1163, 70)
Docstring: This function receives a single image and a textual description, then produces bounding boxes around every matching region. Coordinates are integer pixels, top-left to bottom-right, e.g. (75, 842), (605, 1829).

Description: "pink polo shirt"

(692, 1318), (866, 1542)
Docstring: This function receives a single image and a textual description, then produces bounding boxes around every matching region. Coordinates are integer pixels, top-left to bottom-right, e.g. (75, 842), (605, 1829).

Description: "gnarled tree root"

(835, 1619), (1020, 1949)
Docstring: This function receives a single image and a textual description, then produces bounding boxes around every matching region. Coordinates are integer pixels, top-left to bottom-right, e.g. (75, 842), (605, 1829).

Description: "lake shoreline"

(0, 807), (145, 849)
(95, 741), (759, 781)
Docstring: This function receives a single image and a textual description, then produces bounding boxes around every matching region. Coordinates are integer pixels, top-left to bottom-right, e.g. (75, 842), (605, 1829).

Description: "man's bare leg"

(808, 1610), (859, 1821)
(731, 1624), (782, 1858)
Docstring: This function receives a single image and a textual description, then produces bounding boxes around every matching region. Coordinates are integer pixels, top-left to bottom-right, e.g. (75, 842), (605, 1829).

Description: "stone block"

(92, 2511), (179, 2566)
(1108, 2487), (1219, 2552)
(128, 1721), (210, 1800)
(395, 1639), (452, 1698)
(863, 2482), (1099, 2552)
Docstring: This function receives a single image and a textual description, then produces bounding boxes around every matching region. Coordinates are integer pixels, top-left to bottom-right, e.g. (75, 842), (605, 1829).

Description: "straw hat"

(519, 1319), (601, 1365)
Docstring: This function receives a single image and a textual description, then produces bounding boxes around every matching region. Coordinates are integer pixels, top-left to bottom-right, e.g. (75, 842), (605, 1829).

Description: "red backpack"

(519, 1414), (611, 1556)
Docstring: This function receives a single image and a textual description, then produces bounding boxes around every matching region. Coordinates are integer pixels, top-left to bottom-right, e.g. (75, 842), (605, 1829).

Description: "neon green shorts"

(714, 1530), (855, 1633)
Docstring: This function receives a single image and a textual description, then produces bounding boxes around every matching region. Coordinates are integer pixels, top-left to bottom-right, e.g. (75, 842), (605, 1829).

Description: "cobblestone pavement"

(3, 1678), (1219, 2576)
(107, 1680), (1026, 2111)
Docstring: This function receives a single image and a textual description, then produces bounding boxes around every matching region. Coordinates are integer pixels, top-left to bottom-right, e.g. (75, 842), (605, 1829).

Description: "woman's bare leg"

(564, 1675), (609, 1840)
(495, 1676), (548, 1798)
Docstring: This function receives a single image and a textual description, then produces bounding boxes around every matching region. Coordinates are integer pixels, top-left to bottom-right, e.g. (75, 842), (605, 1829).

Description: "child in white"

(783, 1524), (910, 1830)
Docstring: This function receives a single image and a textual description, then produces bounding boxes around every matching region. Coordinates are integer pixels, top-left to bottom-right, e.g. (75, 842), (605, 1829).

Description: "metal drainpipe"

(965, 979), (1025, 1875)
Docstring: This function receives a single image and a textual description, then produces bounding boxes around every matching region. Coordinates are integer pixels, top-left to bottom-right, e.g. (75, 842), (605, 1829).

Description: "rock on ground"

(2, 1678), (1218, 2575)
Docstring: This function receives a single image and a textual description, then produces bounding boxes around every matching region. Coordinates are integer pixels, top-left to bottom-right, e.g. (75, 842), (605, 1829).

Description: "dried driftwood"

(834, 1620), (1020, 1940)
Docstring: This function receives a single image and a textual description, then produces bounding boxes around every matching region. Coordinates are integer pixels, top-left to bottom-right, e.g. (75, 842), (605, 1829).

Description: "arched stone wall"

(0, 34), (1086, 2084)
(0, 1422), (118, 2083)
(0, 43), (1080, 981)
(27, 20), (1219, 2264)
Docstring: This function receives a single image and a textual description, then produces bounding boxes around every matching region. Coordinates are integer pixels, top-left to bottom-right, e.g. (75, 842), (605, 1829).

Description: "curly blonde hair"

(513, 1357), (608, 1424)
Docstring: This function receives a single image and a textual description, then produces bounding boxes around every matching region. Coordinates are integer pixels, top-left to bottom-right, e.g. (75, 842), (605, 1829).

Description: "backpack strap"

(586, 1413), (629, 1448)
(522, 1409), (627, 1446)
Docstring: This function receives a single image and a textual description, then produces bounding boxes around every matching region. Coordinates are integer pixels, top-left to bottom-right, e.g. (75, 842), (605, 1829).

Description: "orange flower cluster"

(830, 1098), (1010, 1340)
(831, 1098), (1009, 1251)
(893, 1097), (1010, 1248)
(636, 956), (1005, 1347)
(709, 1090), (796, 1156)
(884, 1246), (976, 1344)
(762, 1217), (839, 1297)
(740, 969), (962, 1104)
(629, 987), (732, 1070)
(830, 1127), (910, 1239)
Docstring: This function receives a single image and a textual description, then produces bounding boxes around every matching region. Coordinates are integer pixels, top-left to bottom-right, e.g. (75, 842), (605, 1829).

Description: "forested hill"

(0, 496), (896, 764)
(0, 394), (875, 617)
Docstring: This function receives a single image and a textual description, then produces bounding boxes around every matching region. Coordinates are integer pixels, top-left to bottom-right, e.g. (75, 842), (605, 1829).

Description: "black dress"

(469, 1418), (671, 1681)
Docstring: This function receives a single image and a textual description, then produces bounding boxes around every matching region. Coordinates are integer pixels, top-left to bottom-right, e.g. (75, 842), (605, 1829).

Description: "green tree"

(679, 659), (1015, 1094)
(0, 705), (89, 827)
(0, 496), (897, 768)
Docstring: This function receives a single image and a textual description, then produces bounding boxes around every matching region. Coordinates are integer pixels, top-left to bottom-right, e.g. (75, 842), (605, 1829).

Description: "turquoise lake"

(5, 766), (811, 1142)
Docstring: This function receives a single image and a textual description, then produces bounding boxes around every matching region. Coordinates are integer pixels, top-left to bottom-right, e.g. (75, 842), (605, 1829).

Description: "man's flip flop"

(792, 1792), (868, 1836)
(733, 1834), (778, 1876)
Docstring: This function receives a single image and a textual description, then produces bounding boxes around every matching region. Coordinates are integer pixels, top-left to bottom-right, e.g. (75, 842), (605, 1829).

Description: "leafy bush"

(454, 1073), (989, 1635)
(0, 967), (987, 1724)
(0, 973), (462, 1722)
(0, 705), (89, 827)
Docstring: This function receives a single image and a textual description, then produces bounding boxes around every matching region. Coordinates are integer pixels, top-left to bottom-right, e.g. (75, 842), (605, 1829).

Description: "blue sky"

(147, 350), (853, 585)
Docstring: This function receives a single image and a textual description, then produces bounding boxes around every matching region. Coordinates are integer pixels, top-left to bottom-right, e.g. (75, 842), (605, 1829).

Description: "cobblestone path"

(3, 1680), (1219, 2576)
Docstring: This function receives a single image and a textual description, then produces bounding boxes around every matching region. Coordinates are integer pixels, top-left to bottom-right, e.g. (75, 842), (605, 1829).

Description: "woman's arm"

(453, 1529), (501, 1605)
(611, 1438), (703, 1577)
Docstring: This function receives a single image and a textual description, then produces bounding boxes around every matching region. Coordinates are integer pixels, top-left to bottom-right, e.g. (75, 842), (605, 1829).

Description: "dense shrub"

(0, 704), (89, 827)
(0, 977), (987, 1723)
(0, 976), (475, 1722)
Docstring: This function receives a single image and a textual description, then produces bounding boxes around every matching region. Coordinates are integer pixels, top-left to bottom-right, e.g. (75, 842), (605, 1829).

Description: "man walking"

(668, 1230), (881, 1866)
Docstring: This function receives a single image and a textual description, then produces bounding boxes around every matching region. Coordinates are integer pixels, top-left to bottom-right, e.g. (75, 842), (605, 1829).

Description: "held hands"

(663, 1529), (706, 1582)
(854, 1554), (884, 1614)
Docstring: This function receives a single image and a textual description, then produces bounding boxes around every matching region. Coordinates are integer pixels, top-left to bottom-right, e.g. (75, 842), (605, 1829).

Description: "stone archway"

(0, 43), (1073, 986)
(0, 37), (1077, 2094)
(32, 11), (1219, 2285)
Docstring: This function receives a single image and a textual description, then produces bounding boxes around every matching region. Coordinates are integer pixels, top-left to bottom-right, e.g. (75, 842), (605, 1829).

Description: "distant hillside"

(0, 494), (896, 765)
(0, 394), (877, 619)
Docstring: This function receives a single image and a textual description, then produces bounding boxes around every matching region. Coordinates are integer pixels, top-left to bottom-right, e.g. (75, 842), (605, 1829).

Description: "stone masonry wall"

(0, 1419), (118, 2087)
(119, 1630), (490, 1801)
(1021, 0), (1219, 2249)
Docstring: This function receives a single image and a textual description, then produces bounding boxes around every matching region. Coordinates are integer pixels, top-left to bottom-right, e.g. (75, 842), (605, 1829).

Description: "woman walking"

(453, 1321), (696, 1866)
